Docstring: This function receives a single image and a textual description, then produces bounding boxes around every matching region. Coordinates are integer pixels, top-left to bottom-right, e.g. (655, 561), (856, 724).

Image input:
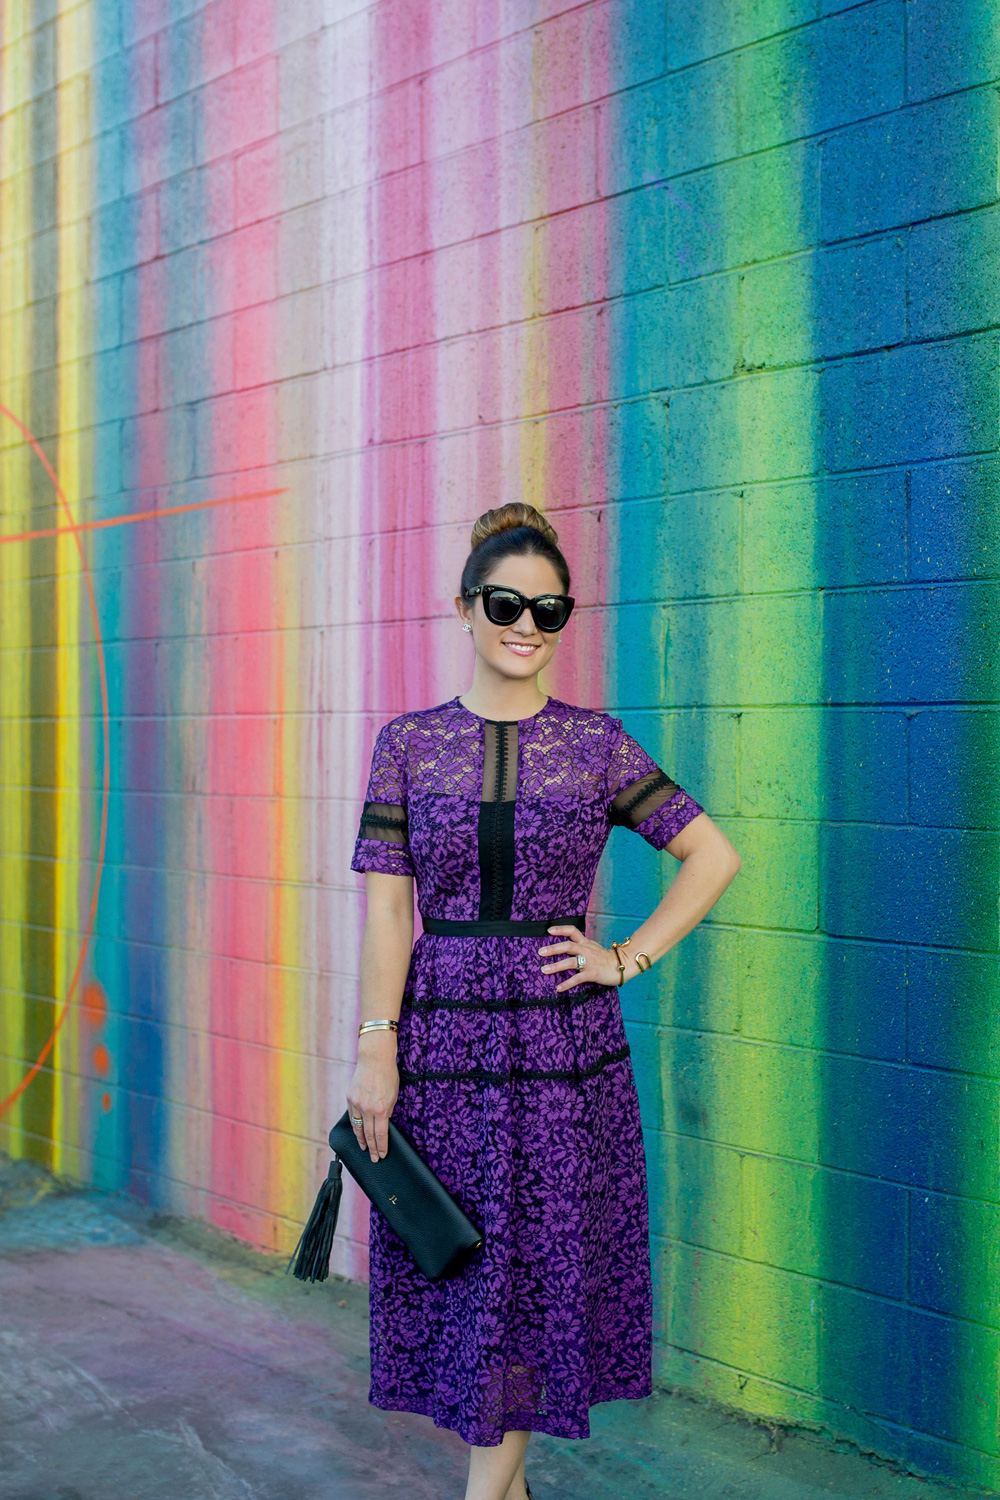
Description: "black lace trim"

(358, 800), (409, 845)
(612, 769), (671, 820)
(478, 722), (516, 922)
(405, 988), (599, 1014)
(490, 727), (508, 914)
(609, 770), (684, 829)
(398, 1042), (630, 1086)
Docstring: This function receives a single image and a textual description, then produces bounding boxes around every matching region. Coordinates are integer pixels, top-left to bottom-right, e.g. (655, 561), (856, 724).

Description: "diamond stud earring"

(463, 622), (472, 632)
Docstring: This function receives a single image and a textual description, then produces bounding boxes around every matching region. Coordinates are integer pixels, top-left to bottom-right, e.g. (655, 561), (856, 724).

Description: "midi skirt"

(366, 930), (653, 1447)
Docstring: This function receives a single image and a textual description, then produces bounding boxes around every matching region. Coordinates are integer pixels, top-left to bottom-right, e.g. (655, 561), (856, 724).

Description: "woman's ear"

(454, 594), (472, 628)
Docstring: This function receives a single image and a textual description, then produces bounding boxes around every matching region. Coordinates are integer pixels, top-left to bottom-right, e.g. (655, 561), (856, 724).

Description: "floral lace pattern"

(350, 696), (704, 1446)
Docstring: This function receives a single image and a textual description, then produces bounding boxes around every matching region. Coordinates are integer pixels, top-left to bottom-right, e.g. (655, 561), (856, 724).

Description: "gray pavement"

(0, 1153), (991, 1500)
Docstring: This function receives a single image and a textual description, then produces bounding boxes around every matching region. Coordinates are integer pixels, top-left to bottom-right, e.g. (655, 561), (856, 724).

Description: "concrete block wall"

(0, 0), (997, 1486)
(606, 1), (1000, 1483)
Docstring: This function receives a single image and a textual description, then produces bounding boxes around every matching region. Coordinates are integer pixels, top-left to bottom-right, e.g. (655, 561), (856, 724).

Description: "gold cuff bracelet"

(358, 1018), (399, 1037)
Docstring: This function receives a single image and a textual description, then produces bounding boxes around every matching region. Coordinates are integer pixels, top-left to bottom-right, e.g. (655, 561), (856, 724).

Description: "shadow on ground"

(0, 1153), (991, 1500)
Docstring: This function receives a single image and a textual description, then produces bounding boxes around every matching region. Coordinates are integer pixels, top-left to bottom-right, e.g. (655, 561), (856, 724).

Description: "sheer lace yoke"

(482, 721), (518, 802)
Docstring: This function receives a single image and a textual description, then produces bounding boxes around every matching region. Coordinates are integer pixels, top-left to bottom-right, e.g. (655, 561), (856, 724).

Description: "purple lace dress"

(350, 695), (703, 1446)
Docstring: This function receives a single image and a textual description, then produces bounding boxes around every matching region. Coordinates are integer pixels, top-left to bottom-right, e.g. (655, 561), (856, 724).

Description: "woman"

(347, 504), (741, 1500)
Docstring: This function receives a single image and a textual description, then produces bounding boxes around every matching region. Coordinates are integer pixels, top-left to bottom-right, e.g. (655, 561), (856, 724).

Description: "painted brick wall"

(635, 2), (1000, 1485)
(0, 0), (997, 1488)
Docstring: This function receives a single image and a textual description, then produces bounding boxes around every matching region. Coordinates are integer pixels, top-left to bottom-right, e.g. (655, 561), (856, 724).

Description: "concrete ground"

(0, 1155), (993, 1500)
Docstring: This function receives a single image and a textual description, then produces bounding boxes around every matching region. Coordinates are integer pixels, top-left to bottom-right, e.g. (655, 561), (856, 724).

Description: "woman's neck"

(458, 666), (549, 723)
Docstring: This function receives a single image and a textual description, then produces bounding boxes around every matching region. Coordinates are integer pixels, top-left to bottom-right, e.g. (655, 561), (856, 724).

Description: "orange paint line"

(0, 485), (285, 547)
(0, 413), (285, 1119)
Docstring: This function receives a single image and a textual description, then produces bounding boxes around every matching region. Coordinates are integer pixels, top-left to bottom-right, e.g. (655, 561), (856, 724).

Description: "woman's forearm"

(619, 826), (741, 980)
(349, 873), (414, 1161)
(358, 905), (414, 1023)
(357, 872), (414, 1024)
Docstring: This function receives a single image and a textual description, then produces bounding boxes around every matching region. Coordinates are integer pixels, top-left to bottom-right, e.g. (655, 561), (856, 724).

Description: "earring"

(463, 622), (472, 632)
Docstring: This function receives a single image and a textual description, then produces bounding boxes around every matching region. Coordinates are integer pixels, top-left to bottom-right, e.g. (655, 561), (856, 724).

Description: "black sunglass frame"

(464, 584), (576, 632)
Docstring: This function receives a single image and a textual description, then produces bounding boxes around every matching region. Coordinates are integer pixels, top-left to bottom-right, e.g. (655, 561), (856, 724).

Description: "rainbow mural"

(1, 0), (999, 1488)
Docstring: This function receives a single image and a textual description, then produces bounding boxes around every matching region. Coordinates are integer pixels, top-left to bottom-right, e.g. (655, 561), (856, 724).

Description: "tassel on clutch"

(288, 1158), (343, 1283)
(289, 1110), (484, 1284)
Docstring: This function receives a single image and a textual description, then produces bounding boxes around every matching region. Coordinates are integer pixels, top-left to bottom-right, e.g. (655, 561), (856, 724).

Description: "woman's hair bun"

(470, 503), (559, 551)
(460, 500), (570, 596)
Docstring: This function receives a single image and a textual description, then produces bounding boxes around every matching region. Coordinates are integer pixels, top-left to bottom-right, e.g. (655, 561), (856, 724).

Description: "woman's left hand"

(538, 925), (624, 991)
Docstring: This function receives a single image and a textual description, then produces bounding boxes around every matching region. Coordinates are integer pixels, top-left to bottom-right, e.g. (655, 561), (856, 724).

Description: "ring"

(350, 1116), (363, 1126)
(576, 954), (586, 969)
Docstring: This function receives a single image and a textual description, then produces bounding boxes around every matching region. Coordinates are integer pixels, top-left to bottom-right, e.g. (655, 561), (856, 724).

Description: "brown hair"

(460, 503), (571, 596)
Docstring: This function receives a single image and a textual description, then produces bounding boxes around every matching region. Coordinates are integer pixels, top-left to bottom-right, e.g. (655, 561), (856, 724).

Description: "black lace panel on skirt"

(478, 721), (518, 921)
(358, 801), (409, 844)
(609, 769), (683, 830)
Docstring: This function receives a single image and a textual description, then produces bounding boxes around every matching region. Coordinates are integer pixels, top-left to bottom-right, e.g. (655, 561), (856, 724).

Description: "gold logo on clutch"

(389, 1194), (398, 1203)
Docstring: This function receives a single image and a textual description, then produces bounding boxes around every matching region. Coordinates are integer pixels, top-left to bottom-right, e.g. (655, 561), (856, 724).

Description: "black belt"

(420, 914), (587, 937)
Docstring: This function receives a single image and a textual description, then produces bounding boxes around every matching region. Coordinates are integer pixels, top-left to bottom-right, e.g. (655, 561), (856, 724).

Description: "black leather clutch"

(289, 1110), (484, 1284)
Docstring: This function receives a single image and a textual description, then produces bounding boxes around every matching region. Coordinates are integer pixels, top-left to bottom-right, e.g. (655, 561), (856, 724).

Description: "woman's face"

(457, 552), (568, 683)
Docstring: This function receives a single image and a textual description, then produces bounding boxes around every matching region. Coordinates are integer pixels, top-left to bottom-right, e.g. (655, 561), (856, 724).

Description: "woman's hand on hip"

(347, 1033), (399, 1162)
(538, 925), (625, 991)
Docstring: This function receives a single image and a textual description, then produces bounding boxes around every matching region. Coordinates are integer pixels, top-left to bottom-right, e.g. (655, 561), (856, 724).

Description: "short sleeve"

(350, 721), (415, 878)
(606, 722), (704, 851)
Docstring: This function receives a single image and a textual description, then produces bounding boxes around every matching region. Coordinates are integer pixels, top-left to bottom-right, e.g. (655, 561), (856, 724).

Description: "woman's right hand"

(346, 1032), (399, 1162)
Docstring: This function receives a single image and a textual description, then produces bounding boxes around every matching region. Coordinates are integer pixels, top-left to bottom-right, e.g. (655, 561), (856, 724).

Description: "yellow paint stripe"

(52, 0), (93, 1175)
(0, 4), (34, 1156)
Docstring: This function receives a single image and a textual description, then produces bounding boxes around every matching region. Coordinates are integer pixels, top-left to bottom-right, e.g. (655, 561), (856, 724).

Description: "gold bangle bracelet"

(611, 937), (631, 987)
(358, 1018), (398, 1036)
(635, 952), (652, 973)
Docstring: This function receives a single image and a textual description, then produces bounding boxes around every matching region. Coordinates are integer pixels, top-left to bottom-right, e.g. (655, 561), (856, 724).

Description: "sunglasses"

(464, 584), (575, 633)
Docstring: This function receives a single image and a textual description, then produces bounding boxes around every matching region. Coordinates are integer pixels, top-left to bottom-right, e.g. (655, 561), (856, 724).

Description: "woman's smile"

(502, 639), (540, 656)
